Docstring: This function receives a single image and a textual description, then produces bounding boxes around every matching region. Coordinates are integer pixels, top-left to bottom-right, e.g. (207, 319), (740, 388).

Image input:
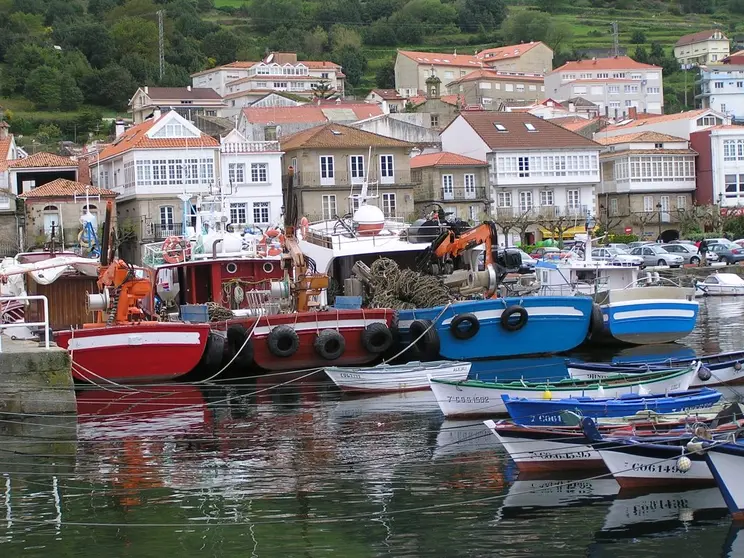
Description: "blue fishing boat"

(502, 387), (722, 426)
(394, 296), (593, 360)
(535, 234), (698, 345)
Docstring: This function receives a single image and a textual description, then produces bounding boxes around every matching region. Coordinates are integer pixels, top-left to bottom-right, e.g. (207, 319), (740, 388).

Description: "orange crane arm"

(433, 222), (497, 267)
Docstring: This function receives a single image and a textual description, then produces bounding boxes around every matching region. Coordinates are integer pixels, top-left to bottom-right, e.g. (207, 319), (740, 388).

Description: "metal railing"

(149, 223), (185, 241)
(290, 170), (413, 187)
(221, 141), (281, 153)
(493, 205), (589, 219)
(0, 295), (50, 352)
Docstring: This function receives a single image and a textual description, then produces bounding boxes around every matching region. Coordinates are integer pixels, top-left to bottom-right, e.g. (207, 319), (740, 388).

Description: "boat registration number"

(339, 373), (362, 379)
(532, 450), (593, 460)
(630, 462), (683, 474)
(447, 396), (489, 404)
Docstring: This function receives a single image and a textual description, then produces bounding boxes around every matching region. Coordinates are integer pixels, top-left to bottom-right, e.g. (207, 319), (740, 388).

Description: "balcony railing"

(221, 141), (281, 153)
(290, 171), (413, 188)
(493, 205), (589, 220)
(441, 186), (488, 201)
(147, 223), (185, 241)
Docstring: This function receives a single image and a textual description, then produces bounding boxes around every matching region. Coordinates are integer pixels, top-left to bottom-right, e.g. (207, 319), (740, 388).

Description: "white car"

(591, 247), (644, 266)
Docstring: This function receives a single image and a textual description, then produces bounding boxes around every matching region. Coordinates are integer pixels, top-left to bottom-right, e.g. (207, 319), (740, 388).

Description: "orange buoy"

(266, 227), (280, 238)
(300, 216), (309, 237)
(268, 247), (282, 256)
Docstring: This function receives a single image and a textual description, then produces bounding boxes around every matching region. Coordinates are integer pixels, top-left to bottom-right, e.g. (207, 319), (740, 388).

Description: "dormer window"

(494, 123), (507, 131)
(654, 143), (663, 149)
(524, 123), (537, 132)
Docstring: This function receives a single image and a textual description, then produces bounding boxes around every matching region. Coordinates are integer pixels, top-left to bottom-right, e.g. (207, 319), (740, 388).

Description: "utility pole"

(157, 10), (165, 82)
(611, 22), (619, 57)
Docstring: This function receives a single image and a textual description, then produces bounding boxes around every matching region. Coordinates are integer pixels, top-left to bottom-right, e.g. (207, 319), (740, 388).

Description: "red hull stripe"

(515, 460), (607, 473)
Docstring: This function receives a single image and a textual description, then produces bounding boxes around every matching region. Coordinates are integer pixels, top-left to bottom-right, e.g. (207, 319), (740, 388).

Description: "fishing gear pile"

(358, 258), (453, 309)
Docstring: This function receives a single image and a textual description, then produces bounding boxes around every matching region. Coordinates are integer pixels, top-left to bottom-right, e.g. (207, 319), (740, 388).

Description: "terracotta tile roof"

(439, 95), (463, 106)
(370, 89), (405, 100)
(552, 116), (599, 132)
(475, 42), (548, 61)
(410, 152), (487, 168)
(447, 69), (544, 86)
(398, 49), (484, 68)
(241, 103), (382, 125)
(552, 56), (661, 73)
(19, 178), (117, 199)
(453, 112), (600, 150)
(601, 109), (714, 133)
(280, 123), (413, 151)
(8, 152), (78, 168)
(596, 131), (687, 145)
(0, 137), (12, 171)
(96, 116), (219, 161)
(675, 29), (726, 48)
(141, 87), (222, 101)
(191, 61), (256, 76)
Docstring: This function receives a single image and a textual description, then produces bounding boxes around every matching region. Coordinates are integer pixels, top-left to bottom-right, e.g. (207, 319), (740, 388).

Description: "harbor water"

(3, 298), (744, 557)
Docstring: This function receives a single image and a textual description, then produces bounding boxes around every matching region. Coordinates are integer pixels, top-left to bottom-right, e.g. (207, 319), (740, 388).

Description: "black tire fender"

(361, 322), (394, 354)
(314, 328), (346, 360)
(449, 313), (480, 340)
(501, 305), (529, 332)
(226, 323), (254, 368)
(409, 319), (440, 361)
(191, 330), (225, 378)
(267, 324), (300, 358)
(589, 303), (604, 339)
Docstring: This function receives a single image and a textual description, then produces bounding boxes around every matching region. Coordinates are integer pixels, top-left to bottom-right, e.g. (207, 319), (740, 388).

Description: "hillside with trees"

(0, 0), (740, 146)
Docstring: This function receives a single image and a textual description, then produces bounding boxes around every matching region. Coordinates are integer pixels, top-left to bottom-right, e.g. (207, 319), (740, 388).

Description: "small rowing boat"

(502, 387), (722, 426)
(325, 360), (471, 393)
(428, 363), (700, 417)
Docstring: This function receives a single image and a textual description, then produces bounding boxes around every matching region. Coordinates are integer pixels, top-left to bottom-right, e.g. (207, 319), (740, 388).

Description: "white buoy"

(677, 455), (692, 472)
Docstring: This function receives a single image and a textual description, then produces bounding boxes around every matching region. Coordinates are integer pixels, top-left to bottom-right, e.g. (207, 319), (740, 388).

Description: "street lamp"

(656, 202), (662, 240)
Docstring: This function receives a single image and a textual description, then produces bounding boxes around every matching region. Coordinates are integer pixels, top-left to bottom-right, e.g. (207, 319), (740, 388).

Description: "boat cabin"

(536, 259), (639, 300)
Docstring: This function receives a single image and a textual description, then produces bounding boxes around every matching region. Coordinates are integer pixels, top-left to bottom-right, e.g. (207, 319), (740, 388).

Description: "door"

(442, 175), (454, 200)
(660, 195), (670, 222)
(464, 174), (476, 199)
(349, 155), (365, 184)
(320, 156), (335, 186)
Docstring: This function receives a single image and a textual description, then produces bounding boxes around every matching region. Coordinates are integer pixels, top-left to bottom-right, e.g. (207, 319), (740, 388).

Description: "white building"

(91, 110), (282, 261)
(696, 62), (744, 121)
(441, 112), (601, 243)
(674, 29), (730, 66)
(544, 56), (664, 116)
(192, 52), (344, 99)
(129, 86), (226, 125)
(597, 131), (697, 236)
(595, 108), (730, 141)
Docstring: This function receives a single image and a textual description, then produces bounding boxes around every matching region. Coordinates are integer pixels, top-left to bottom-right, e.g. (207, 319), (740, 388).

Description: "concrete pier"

(658, 263), (744, 287)
(0, 337), (75, 415)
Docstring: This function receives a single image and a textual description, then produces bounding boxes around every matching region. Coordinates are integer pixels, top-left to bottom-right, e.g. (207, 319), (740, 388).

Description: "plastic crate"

(333, 296), (363, 309)
(180, 304), (209, 323)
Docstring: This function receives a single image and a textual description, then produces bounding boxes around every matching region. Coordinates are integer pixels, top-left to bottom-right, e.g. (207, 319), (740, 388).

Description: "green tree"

(53, 22), (115, 69)
(630, 30), (646, 44)
(632, 45), (649, 64)
(333, 45), (367, 87)
(35, 123), (62, 144)
(200, 28), (241, 65)
(536, 0), (565, 13)
(317, 0), (363, 28)
(375, 58), (396, 89)
(82, 64), (138, 109)
(388, 11), (424, 43)
(362, 0), (403, 21)
(546, 21), (573, 53)
(250, 0), (302, 34)
(363, 19), (398, 46)
(25, 66), (63, 109)
(266, 25), (303, 53)
(88, 0), (117, 17)
(399, 0), (458, 34)
(731, 0), (744, 14)
(456, 0), (505, 32)
(111, 17), (159, 62)
(7, 12), (45, 36)
(44, 0), (83, 26)
(502, 10), (552, 45)
(330, 25), (362, 51)
(59, 73), (83, 110)
(311, 79), (334, 99)
(679, 0), (711, 13)
(107, 0), (159, 22)
(303, 26), (328, 58)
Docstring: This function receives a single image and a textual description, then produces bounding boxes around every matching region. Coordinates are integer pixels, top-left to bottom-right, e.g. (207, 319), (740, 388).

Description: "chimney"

(153, 106), (162, 120)
(629, 106), (638, 119)
(144, 86), (149, 95)
(115, 119), (126, 138)
(187, 85), (192, 92)
(0, 121), (8, 140)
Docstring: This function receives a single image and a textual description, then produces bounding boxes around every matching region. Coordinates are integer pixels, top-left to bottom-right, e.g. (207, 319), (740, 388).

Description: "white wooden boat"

(501, 479), (620, 510)
(695, 272), (744, 296)
(325, 360), (471, 393)
(428, 363), (698, 417)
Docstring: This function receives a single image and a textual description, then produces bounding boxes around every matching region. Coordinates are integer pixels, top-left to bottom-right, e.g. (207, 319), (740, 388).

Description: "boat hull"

(599, 443), (713, 489)
(704, 444), (744, 520)
(324, 360), (470, 393)
(54, 322), (211, 383)
(396, 297), (592, 359)
(224, 309), (394, 372)
(595, 297), (699, 345)
(429, 367), (696, 418)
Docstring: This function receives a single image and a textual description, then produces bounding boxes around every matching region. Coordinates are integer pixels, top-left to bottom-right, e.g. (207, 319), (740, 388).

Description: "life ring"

(409, 319), (440, 361)
(300, 216), (309, 238)
(314, 329), (346, 360)
(225, 324), (254, 369)
(588, 303), (604, 340)
(265, 227), (280, 238)
(268, 247), (282, 256)
(267, 324), (300, 358)
(162, 236), (191, 264)
(449, 313), (480, 340)
(501, 305), (528, 332)
(361, 322), (394, 354)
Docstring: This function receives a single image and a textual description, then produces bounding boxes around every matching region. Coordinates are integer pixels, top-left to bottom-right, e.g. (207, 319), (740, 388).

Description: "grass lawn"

(214, 0), (246, 7)
(0, 97), (120, 120)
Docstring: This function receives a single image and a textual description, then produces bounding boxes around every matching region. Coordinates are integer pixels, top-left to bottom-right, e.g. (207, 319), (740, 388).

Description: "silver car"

(661, 243), (701, 265)
(591, 247), (644, 266)
(629, 245), (685, 268)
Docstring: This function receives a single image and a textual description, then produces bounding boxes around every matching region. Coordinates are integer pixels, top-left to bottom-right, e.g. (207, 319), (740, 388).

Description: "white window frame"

(250, 163), (268, 183)
(442, 174), (454, 200)
(252, 202), (270, 224)
(464, 174), (476, 199)
(322, 194), (337, 220)
(320, 156), (335, 186)
(382, 193), (396, 218)
(230, 202), (247, 224)
(567, 189), (580, 209)
(228, 162), (245, 184)
(497, 192), (512, 207)
(349, 154), (365, 183)
(379, 154), (394, 184)
(643, 195), (654, 212)
(518, 191), (533, 212)
(540, 190), (554, 206)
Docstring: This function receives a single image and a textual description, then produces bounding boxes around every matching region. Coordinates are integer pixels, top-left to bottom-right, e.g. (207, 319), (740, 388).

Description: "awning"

(539, 225), (587, 239)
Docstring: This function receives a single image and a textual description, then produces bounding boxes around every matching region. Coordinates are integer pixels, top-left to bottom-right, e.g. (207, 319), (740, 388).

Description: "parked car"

(705, 240), (744, 265)
(660, 243), (701, 265)
(591, 247), (644, 266)
(670, 239), (698, 246)
(733, 238), (744, 248)
(529, 247), (560, 259)
(629, 245), (685, 267)
(478, 248), (535, 274)
(607, 243), (630, 252)
(628, 241), (655, 249)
